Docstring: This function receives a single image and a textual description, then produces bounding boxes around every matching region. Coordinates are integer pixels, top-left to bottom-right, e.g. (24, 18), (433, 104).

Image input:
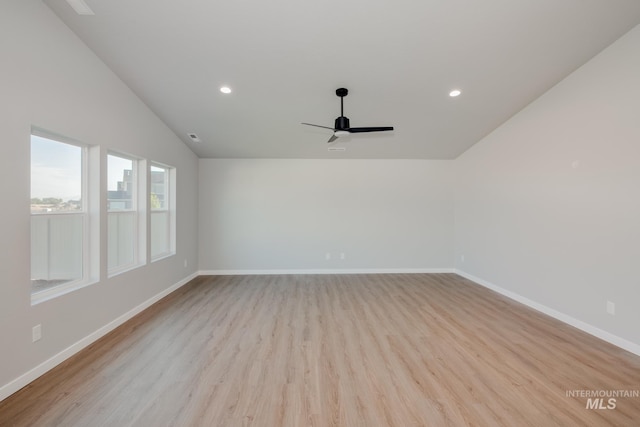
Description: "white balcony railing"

(31, 213), (84, 291)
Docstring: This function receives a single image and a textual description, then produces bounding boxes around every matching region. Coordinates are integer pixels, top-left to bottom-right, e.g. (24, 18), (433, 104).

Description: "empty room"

(1, 0), (640, 426)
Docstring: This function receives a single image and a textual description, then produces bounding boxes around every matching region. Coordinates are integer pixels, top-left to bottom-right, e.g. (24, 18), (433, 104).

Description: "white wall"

(0, 1), (199, 398)
(454, 25), (640, 348)
(199, 159), (454, 272)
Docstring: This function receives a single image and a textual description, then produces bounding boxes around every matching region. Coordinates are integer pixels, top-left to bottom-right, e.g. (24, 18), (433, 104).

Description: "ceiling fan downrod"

(335, 88), (349, 130)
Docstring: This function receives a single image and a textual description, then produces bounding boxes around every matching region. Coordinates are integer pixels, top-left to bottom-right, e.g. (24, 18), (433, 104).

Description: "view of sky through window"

(31, 135), (82, 203)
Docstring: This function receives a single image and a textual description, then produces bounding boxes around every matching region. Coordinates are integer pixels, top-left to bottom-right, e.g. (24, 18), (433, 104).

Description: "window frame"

(150, 162), (176, 261)
(107, 151), (147, 277)
(30, 128), (97, 304)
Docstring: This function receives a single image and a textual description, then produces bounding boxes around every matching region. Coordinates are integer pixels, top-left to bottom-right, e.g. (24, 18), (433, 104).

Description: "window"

(108, 153), (145, 274)
(31, 132), (91, 299)
(150, 164), (175, 259)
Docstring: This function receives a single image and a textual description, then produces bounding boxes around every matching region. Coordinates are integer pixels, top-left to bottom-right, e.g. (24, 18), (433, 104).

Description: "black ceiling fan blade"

(303, 90), (394, 142)
(301, 122), (336, 131)
(347, 126), (394, 133)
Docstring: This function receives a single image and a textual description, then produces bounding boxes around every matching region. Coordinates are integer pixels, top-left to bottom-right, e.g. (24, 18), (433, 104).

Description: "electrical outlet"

(325, 252), (331, 261)
(461, 255), (465, 262)
(184, 259), (188, 268)
(32, 324), (42, 342)
(340, 252), (346, 260)
(606, 301), (615, 315)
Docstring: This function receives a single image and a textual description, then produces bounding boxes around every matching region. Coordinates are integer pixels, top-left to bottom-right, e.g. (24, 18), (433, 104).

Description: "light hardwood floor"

(1, 274), (639, 426)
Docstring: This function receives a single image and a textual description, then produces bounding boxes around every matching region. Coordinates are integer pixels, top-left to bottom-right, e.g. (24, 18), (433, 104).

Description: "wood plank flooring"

(1, 274), (639, 426)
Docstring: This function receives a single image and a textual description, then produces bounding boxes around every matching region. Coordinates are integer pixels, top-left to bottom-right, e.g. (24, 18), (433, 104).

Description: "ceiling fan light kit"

(302, 88), (394, 143)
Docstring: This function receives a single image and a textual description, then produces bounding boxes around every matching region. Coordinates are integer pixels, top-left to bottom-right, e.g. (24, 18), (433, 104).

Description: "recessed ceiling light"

(449, 89), (462, 97)
(220, 86), (232, 94)
(66, 0), (95, 15)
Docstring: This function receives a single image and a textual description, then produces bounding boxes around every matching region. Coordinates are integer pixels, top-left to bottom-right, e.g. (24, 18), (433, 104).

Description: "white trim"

(31, 279), (99, 306)
(0, 272), (198, 402)
(199, 268), (454, 276)
(454, 269), (640, 357)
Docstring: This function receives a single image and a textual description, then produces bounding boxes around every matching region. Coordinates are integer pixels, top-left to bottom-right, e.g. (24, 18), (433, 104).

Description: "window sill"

(31, 278), (99, 306)
(151, 252), (175, 263)
(107, 262), (145, 279)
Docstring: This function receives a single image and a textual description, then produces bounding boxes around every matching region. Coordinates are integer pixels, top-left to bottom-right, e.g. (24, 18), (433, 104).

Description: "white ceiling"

(44, 0), (640, 159)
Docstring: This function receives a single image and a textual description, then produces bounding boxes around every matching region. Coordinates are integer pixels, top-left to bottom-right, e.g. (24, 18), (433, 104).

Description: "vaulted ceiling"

(44, 0), (640, 159)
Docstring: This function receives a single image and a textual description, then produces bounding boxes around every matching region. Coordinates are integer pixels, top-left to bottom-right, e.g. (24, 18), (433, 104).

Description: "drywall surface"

(0, 0), (198, 396)
(454, 24), (640, 346)
(199, 159), (454, 272)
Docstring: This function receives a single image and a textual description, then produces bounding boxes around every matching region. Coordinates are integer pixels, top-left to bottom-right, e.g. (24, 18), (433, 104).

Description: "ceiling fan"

(302, 88), (394, 143)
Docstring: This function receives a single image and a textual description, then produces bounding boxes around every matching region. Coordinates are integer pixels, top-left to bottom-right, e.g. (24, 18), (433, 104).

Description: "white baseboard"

(455, 269), (640, 357)
(0, 272), (199, 402)
(199, 268), (454, 276)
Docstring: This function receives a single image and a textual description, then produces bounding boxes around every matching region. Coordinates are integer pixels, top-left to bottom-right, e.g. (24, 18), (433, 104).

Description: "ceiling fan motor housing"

(335, 116), (350, 130)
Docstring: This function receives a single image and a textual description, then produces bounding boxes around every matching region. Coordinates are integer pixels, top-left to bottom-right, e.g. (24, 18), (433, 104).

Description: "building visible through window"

(107, 154), (141, 274)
